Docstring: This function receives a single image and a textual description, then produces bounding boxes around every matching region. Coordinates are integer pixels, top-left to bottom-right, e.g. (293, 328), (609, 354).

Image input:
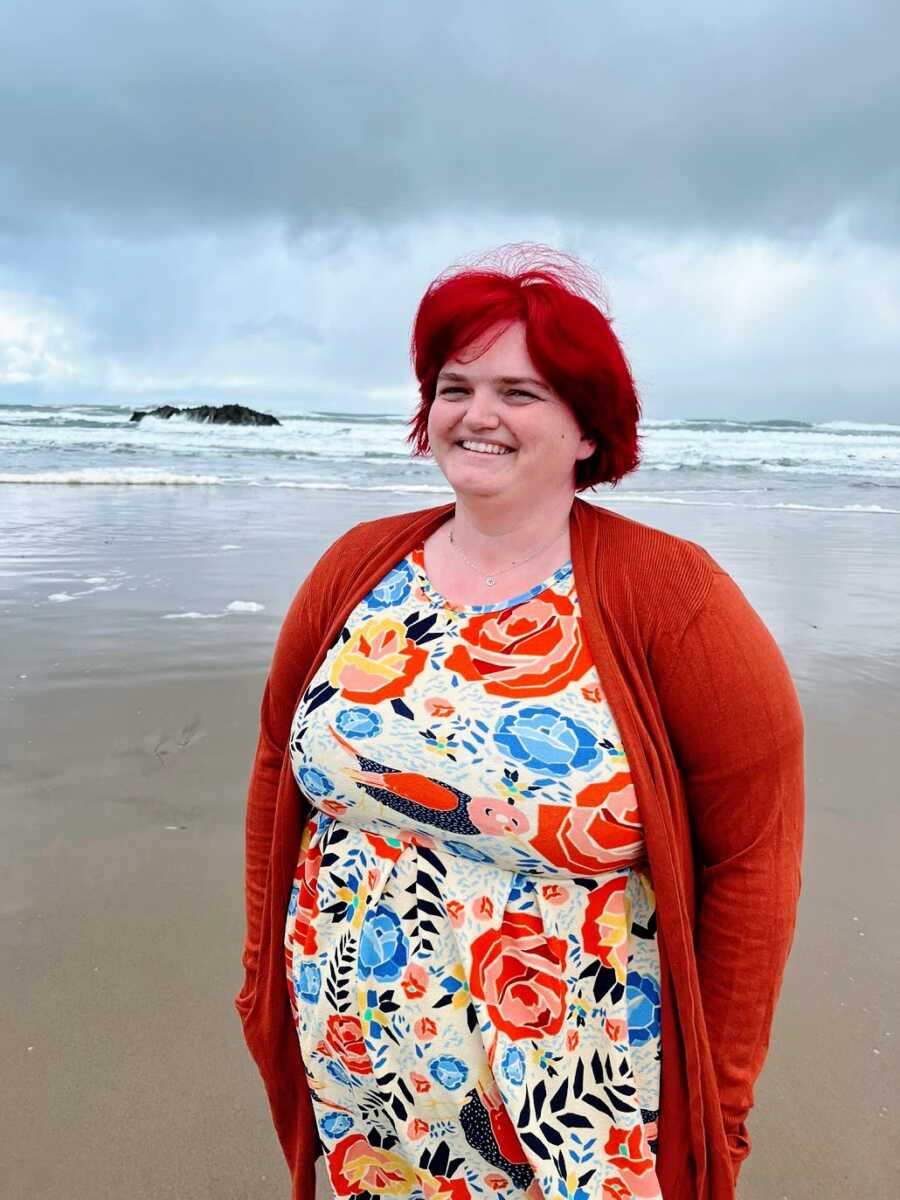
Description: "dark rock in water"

(130, 404), (180, 423)
(130, 403), (280, 426)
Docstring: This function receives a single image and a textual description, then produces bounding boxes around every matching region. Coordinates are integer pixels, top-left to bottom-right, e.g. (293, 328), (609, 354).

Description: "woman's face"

(426, 321), (595, 507)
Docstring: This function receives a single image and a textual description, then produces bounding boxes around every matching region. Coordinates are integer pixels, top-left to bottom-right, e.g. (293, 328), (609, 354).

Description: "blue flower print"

(298, 765), (333, 798)
(502, 1046), (525, 1086)
(428, 1055), (469, 1091)
(493, 706), (601, 777)
(287, 883), (299, 917)
(335, 707), (383, 739)
(320, 1112), (353, 1139)
(626, 969), (662, 1047)
(365, 559), (414, 610)
(293, 961), (322, 1004)
(358, 905), (409, 983)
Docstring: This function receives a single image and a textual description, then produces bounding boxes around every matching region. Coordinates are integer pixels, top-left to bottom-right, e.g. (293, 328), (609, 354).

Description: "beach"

(2, 481), (898, 1199)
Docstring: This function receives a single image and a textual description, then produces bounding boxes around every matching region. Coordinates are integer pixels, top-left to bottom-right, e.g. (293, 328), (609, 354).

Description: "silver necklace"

(448, 524), (566, 587)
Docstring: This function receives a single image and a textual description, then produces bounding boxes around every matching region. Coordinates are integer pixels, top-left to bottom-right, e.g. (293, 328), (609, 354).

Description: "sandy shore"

(2, 490), (897, 1198)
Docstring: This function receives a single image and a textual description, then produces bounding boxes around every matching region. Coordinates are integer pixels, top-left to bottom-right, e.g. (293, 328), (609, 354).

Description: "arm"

(239, 572), (322, 988)
(654, 570), (805, 1179)
(238, 530), (356, 1000)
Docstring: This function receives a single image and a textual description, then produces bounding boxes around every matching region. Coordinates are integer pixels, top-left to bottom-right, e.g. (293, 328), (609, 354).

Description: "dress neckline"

(407, 544), (574, 615)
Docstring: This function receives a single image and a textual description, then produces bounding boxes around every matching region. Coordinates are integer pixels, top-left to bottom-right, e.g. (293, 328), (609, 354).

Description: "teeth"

(460, 441), (513, 455)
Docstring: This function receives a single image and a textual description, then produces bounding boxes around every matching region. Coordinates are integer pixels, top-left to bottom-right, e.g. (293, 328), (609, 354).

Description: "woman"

(236, 249), (804, 1200)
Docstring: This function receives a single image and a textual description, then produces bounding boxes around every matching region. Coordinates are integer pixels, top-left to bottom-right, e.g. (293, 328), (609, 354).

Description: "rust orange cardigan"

(236, 499), (804, 1200)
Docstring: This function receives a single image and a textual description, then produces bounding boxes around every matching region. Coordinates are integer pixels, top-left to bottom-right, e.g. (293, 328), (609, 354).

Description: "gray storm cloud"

(1, 0), (897, 239)
(0, 1), (898, 420)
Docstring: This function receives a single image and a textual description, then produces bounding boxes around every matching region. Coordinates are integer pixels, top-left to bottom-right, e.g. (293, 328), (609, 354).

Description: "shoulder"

(575, 496), (724, 580)
(573, 498), (730, 638)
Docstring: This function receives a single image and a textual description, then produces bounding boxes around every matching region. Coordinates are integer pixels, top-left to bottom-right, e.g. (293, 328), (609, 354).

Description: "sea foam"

(0, 469), (224, 485)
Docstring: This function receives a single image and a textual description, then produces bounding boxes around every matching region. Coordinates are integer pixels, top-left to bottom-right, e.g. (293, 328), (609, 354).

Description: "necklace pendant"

(485, 575), (496, 587)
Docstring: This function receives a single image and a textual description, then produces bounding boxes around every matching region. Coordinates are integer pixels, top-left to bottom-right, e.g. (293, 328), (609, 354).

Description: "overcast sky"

(1, 0), (898, 420)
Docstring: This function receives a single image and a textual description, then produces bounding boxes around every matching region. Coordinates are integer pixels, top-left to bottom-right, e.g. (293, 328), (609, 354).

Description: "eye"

(437, 386), (467, 398)
(505, 389), (539, 403)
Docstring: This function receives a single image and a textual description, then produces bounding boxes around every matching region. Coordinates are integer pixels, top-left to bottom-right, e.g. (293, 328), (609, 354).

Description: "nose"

(462, 384), (501, 430)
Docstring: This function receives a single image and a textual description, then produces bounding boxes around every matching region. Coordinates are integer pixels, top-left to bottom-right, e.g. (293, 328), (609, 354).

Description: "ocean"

(2, 401), (899, 514)
(3, 401), (899, 693)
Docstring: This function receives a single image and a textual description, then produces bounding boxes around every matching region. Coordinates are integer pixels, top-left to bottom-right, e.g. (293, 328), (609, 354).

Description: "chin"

(448, 475), (511, 501)
(436, 453), (518, 498)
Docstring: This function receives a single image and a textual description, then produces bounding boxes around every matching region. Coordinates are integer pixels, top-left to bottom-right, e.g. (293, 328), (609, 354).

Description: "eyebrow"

(437, 371), (551, 391)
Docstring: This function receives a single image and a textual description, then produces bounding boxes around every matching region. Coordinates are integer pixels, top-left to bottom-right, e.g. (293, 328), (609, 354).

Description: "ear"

(575, 431), (597, 462)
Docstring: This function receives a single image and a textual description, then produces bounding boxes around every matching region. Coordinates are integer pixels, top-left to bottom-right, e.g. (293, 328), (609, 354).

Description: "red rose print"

(469, 909), (567, 1040)
(530, 774), (644, 875)
(407, 1117), (429, 1140)
(443, 590), (592, 698)
(424, 696), (455, 717)
(409, 1071), (431, 1093)
(329, 1134), (415, 1197)
(603, 1125), (660, 1198)
(324, 1014), (372, 1076)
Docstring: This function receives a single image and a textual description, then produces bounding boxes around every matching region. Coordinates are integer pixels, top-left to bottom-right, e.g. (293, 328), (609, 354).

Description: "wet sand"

(1, 489), (897, 1198)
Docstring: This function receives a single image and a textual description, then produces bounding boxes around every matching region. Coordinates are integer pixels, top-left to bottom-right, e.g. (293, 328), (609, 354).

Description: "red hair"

(407, 245), (641, 489)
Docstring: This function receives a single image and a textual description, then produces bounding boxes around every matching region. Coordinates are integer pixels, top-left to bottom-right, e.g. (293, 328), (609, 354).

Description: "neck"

(451, 490), (576, 569)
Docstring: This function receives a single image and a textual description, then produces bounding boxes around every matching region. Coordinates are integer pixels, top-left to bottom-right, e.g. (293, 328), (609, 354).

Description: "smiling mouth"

(457, 440), (515, 456)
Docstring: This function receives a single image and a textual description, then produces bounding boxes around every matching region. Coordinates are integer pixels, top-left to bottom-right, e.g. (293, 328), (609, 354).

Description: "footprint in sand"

(145, 717), (205, 764)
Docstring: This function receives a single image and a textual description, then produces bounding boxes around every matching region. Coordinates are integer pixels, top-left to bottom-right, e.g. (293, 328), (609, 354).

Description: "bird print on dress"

(459, 1082), (535, 1191)
(328, 724), (483, 836)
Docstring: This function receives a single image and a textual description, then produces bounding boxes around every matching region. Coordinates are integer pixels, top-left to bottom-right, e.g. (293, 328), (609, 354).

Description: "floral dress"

(284, 549), (662, 1200)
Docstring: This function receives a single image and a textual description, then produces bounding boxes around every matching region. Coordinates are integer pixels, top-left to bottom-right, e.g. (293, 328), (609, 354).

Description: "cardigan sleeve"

(239, 530), (357, 988)
(240, 572), (319, 982)
(653, 569), (805, 1178)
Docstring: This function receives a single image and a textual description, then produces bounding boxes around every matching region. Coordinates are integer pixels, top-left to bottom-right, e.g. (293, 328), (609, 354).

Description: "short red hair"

(407, 245), (641, 489)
